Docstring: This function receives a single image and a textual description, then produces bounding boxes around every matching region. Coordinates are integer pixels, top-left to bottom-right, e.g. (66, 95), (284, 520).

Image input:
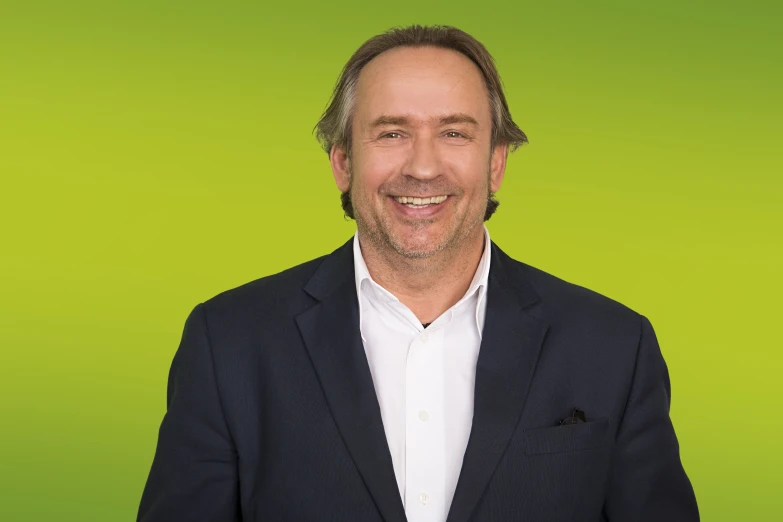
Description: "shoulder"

(198, 253), (328, 327)
(500, 250), (643, 341)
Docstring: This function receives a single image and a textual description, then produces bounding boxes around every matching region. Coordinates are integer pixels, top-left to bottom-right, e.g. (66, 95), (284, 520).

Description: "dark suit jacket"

(138, 239), (698, 522)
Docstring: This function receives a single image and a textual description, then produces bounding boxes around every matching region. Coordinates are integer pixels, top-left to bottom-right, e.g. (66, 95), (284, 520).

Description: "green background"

(1, 1), (780, 520)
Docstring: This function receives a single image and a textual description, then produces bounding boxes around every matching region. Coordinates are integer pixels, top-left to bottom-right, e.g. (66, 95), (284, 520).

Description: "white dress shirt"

(353, 226), (491, 522)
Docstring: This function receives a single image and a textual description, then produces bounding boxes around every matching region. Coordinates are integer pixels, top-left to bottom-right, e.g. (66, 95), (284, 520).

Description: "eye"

(380, 132), (402, 139)
(445, 131), (466, 138)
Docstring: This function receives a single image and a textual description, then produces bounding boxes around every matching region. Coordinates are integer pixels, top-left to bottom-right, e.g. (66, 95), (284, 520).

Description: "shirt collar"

(353, 226), (492, 329)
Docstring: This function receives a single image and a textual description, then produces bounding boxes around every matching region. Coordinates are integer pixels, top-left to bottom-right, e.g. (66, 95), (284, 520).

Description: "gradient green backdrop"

(1, 1), (781, 520)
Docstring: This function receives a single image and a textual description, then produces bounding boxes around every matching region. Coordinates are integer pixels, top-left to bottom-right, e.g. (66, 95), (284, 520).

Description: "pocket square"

(525, 416), (611, 455)
(559, 408), (587, 425)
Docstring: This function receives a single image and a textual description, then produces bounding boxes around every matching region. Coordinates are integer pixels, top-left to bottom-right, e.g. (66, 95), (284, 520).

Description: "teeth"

(393, 195), (448, 205)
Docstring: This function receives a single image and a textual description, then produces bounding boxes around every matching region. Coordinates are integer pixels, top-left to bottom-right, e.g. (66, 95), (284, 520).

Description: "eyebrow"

(368, 113), (480, 128)
(439, 113), (479, 126)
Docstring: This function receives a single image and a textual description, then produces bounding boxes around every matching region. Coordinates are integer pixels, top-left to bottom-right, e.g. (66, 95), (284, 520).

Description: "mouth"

(390, 195), (449, 209)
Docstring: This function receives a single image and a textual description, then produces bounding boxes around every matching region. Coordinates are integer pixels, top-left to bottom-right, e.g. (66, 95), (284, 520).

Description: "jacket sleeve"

(137, 304), (241, 522)
(603, 315), (699, 521)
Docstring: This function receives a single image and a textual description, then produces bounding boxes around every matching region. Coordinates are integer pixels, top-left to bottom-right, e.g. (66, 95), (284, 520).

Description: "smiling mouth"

(391, 195), (449, 208)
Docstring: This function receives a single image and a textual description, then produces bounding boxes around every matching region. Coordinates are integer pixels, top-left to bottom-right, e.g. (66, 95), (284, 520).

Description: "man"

(137, 25), (698, 522)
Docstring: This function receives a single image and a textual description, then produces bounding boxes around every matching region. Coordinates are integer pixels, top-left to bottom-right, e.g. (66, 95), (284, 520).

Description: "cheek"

(444, 156), (490, 191)
(353, 159), (399, 197)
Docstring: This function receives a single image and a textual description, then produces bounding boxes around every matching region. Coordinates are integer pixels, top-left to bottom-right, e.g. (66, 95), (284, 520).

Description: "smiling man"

(138, 25), (699, 522)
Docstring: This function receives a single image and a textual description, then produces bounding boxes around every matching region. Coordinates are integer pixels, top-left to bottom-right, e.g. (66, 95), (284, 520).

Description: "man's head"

(315, 25), (527, 259)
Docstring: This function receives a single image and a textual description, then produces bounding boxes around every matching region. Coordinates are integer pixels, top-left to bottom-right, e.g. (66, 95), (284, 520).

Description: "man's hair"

(315, 24), (528, 220)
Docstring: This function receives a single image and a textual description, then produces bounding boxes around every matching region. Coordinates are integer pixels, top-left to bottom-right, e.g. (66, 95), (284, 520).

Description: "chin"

(391, 245), (443, 259)
(388, 230), (450, 259)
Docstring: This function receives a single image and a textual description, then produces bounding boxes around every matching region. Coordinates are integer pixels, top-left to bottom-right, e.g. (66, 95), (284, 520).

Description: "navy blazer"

(138, 239), (698, 521)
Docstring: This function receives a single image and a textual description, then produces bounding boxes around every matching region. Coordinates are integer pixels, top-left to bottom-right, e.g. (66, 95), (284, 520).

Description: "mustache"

(380, 180), (462, 197)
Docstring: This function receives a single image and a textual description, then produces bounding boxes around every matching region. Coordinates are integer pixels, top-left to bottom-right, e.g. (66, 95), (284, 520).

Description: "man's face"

(331, 46), (507, 258)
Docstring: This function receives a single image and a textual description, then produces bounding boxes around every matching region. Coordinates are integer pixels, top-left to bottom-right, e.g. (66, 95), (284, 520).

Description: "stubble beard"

(351, 178), (489, 262)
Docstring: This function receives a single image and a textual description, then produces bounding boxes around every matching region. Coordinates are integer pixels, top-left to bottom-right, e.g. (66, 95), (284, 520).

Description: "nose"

(404, 134), (442, 180)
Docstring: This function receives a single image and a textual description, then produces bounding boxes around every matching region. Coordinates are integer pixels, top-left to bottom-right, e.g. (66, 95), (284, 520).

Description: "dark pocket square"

(523, 417), (611, 455)
(559, 408), (587, 425)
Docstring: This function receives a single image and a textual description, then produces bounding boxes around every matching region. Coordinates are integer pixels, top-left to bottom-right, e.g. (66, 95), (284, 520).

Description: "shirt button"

(419, 492), (429, 505)
(418, 410), (430, 422)
(420, 331), (429, 343)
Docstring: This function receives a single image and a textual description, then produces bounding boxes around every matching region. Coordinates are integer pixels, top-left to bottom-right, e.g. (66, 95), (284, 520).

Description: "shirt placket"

(404, 327), (446, 521)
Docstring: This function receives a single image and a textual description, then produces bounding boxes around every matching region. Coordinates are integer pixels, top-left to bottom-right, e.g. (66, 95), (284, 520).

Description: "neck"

(358, 226), (486, 324)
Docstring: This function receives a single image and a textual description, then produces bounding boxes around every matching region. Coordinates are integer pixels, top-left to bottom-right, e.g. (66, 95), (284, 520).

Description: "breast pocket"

(523, 417), (612, 455)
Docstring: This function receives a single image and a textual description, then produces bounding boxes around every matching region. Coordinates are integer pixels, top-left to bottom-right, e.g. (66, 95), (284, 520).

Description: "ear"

(489, 143), (508, 192)
(329, 144), (351, 192)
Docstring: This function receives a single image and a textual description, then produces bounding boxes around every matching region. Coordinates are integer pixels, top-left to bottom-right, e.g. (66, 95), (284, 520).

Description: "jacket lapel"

(296, 239), (407, 522)
(446, 242), (550, 522)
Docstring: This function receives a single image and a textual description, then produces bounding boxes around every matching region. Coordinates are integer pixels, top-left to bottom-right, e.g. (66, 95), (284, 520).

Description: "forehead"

(355, 46), (491, 126)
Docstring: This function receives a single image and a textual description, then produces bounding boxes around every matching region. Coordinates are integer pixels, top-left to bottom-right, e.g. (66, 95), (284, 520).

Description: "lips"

(392, 195), (449, 208)
(387, 194), (451, 217)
